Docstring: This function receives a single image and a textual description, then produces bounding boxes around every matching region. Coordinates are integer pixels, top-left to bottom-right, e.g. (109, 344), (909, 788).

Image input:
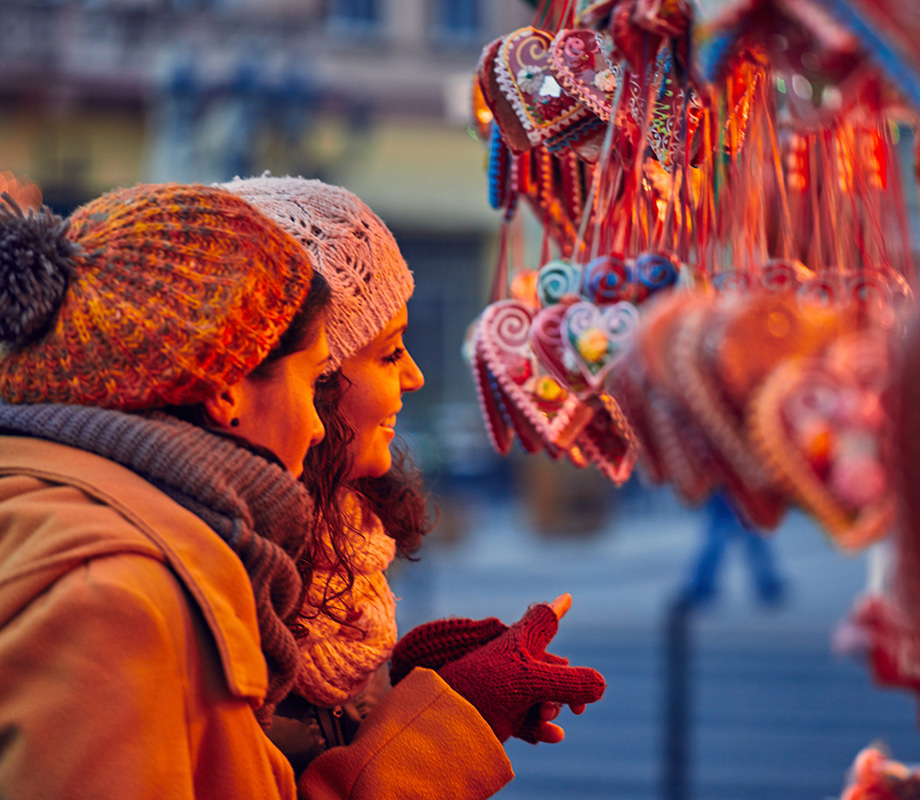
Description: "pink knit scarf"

(292, 490), (397, 706)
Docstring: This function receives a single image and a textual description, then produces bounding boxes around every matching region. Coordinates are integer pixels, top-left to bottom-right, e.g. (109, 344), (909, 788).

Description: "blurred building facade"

(0, 0), (534, 479)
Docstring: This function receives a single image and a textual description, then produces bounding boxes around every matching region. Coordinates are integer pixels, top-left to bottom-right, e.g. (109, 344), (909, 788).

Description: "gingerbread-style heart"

(647, 46), (703, 172)
(573, 392), (639, 485)
(477, 36), (533, 155)
(494, 27), (590, 151)
(530, 301), (587, 393)
(714, 292), (853, 414)
(550, 29), (620, 122)
(476, 300), (565, 456)
(563, 300), (639, 390)
(758, 258), (814, 294)
(671, 301), (775, 492)
(576, 0), (618, 29)
(608, 293), (717, 503)
(470, 339), (514, 456)
(749, 332), (893, 549)
(556, 149), (589, 226)
(843, 594), (920, 694)
(634, 0), (692, 38)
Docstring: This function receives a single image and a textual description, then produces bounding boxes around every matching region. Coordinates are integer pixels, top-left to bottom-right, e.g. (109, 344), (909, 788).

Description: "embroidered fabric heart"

(494, 27), (590, 151)
(563, 300), (640, 390)
(749, 332), (893, 549)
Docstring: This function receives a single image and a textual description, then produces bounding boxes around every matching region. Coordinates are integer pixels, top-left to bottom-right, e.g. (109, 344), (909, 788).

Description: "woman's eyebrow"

(384, 325), (408, 342)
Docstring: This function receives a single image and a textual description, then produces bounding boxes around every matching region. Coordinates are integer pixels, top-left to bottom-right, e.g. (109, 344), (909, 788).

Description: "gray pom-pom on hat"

(0, 192), (80, 349)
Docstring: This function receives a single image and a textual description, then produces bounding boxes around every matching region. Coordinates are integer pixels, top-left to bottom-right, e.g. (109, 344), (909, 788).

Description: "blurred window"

(328, 0), (380, 29)
(430, 0), (481, 45)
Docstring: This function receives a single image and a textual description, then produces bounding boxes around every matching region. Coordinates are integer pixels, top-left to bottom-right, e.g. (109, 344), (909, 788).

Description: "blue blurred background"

(2, 1), (918, 796)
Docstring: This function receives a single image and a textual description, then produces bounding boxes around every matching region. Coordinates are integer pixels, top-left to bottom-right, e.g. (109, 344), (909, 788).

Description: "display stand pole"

(663, 594), (693, 800)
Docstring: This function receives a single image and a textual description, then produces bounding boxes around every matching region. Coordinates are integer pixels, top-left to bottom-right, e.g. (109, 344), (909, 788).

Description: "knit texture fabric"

(0, 402), (313, 729)
(292, 490), (397, 706)
(0, 183), (314, 410)
(389, 616), (508, 686)
(221, 175), (414, 369)
(392, 604), (607, 743)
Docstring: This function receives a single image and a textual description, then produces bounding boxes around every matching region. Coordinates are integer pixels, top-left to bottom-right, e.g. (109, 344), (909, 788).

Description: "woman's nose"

(401, 350), (425, 393)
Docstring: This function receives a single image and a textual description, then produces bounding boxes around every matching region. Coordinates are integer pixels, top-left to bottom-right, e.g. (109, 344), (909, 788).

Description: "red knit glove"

(392, 604), (606, 743)
(390, 616), (508, 686)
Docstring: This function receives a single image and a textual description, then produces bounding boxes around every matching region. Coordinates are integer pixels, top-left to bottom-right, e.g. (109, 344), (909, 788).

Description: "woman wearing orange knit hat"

(0, 182), (335, 799)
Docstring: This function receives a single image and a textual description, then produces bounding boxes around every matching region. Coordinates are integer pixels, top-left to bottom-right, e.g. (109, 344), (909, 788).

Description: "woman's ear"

(202, 384), (244, 431)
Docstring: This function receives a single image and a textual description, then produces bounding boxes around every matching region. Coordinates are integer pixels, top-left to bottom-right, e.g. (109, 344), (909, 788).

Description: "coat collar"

(0, 436), (268, 702)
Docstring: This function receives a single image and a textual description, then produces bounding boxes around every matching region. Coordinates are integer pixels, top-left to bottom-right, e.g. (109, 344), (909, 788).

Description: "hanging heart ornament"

(562, 300), (640, 390)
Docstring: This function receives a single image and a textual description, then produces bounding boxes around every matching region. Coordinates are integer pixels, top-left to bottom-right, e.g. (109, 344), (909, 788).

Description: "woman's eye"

(383, 347), (405, 365)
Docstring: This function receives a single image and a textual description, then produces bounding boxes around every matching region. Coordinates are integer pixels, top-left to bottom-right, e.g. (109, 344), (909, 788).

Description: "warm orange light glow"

(0, 171), (42, 210)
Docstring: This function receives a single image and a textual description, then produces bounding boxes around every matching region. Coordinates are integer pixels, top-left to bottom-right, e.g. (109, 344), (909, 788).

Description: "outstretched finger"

(533, 663), (607, 707)
(549, 593), (572, 620)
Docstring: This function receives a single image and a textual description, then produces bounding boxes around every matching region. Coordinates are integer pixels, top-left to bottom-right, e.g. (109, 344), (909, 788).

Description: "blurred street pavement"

(390, 479), (920, 800)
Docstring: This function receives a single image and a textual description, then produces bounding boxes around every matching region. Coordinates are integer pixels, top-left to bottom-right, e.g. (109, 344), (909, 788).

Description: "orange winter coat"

(0, 436), (513, 800)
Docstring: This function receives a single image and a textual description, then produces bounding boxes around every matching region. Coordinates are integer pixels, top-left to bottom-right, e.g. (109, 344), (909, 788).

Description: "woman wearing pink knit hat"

(224, 175), (608, 795)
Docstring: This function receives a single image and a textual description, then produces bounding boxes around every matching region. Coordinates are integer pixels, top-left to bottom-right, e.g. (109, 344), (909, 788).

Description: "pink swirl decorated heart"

(550, 29), (619, 122)
(549, 28), (644, 163)
(470, 340), (514, 457)
(563, 300), (640, 389)
(494, 27), (590, 150)
(476, 300), (563, 456)
(530, 302), (587, 393)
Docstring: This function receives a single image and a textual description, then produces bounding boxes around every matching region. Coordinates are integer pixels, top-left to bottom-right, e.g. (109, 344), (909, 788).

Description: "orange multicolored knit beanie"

(0, 183), (314, 410)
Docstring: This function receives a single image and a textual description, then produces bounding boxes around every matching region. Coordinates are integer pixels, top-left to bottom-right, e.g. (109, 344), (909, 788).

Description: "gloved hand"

(390, 615), (508, 686)
(390, 597), (606, 744)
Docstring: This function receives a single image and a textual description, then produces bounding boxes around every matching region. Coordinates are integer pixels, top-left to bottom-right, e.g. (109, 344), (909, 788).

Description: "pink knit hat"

(221, 175), (414, 370)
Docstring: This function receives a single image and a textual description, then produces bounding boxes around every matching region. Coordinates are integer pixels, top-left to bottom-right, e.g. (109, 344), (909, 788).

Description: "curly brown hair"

(297, 370), (434, 628)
